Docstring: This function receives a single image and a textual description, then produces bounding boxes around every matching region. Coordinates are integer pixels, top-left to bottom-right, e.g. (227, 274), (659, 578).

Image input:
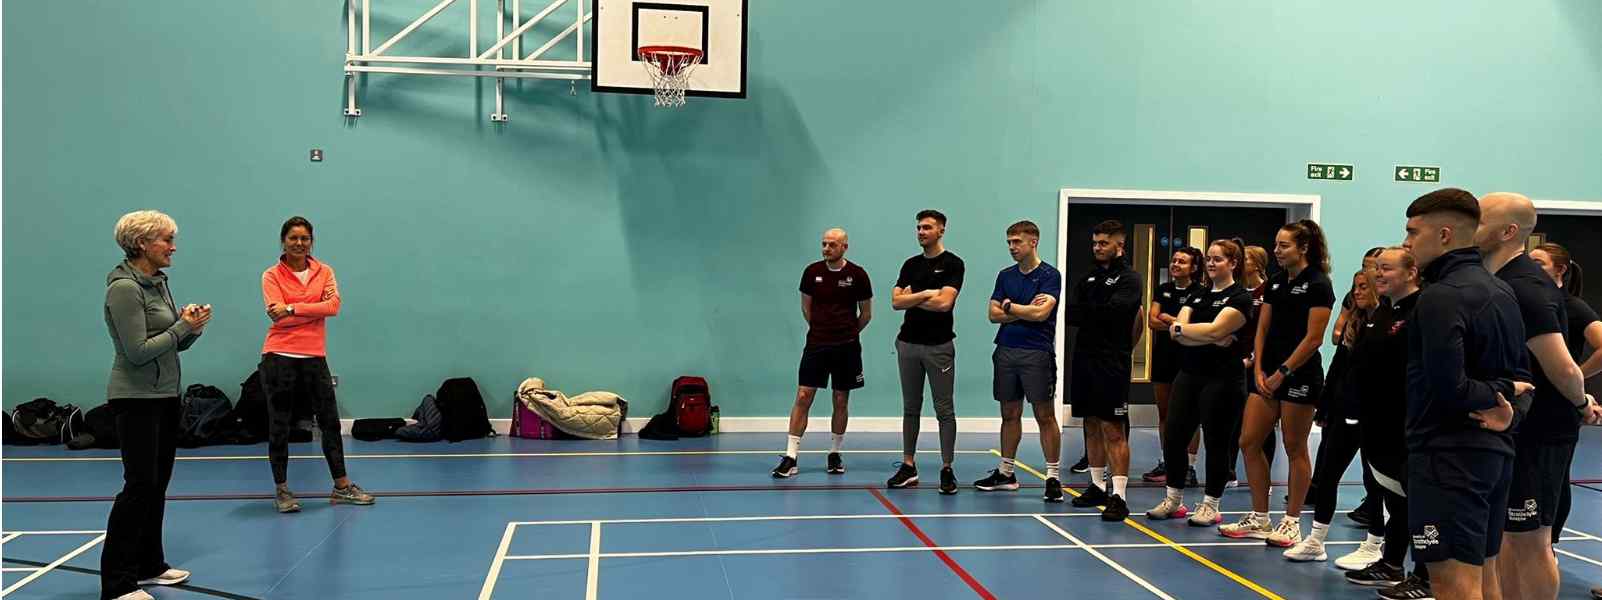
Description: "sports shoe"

(1377, 573), (1435, 599)
(771, 456), (798, 478)
(111, 591), (155, 600)
(939, 466), (958, 495)
(1072, 484), (1109, 508)
(1266, 517), (1302, 548)
(1147, 496), (1189, 520)
(1347, 503), (1375, 528)
(1070, 455), (1090, 474)
(1224, 469), (1240, 488)
(1186, 466), (1200, 488)
(1101, 494), (1130, 521)
(1219, 512), (1272, 539)
(973, 469), (1019, 491)
(826, 452), (846, 474)
(1283, 537), (1326, 562)
(275, 487), (301, 513)
(331, 483), (375, 505)
(1334, 538), (1384, 571)
(1344, 561), (1404, 587)
(887, 463), (919, 488)
(1141, 461), (1168, 484)
(1591, 585), (1601, 600)
(138, 568), (191, 586)
(1043, 477), (1064, 503)
(1188, 501), (1222, 526)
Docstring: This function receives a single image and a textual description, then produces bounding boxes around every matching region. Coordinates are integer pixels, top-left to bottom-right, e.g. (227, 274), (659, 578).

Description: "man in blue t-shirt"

(972, 220), (1065, 501)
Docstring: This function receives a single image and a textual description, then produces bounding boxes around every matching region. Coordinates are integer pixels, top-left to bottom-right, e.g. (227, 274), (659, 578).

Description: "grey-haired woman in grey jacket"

(100, 210), (210, 600)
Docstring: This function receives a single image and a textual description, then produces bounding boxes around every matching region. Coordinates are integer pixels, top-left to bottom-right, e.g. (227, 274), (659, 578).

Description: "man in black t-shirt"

(1472, 192), (1601, 599)
(887, 210), (965, 493)
(772, 228), (873, 479)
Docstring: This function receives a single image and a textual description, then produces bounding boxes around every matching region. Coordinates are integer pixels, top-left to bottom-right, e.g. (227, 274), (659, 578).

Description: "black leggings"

(101, 398), (179, 599)
(260, 354), (347, 485)
(1310, 417), (1364, 525)
(1164, 370), (1246, 498)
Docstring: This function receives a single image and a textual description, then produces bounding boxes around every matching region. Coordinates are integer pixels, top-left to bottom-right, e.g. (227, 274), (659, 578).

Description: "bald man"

(773, 228), (874, 478)
(1474, 192), (1602, 600)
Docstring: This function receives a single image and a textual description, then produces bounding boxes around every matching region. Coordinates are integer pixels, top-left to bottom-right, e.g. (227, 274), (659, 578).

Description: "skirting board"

(333, 405), (1159, 436)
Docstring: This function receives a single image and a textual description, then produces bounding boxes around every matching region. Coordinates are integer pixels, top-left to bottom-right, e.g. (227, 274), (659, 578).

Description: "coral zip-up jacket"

(261, 256), (341, 357)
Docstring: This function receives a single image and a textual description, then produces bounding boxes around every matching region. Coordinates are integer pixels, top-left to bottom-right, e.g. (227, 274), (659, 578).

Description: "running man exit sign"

(1395, 166), (1440, 182)
(1307, 163), (1353, 181)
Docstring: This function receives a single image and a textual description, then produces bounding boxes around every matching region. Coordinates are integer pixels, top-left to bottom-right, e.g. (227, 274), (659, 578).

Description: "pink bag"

(510, 397), (561, 439)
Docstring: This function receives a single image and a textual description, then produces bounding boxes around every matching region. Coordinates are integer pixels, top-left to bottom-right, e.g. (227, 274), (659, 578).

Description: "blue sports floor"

(5, 428), (1602, 599)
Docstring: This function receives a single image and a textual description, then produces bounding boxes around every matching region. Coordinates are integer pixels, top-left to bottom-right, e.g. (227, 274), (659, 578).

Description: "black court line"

(2, 479), (1373, 503)
(1577, 482), (1602, 495)
(1, 557), (262, 600)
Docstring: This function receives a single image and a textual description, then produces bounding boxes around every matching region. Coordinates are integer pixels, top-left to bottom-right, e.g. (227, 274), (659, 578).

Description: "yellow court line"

(2, 449), (995, 463)
(990, 449), (1286, 600)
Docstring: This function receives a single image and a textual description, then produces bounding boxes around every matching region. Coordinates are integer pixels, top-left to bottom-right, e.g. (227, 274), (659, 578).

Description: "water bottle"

(710, 406), (721, 435)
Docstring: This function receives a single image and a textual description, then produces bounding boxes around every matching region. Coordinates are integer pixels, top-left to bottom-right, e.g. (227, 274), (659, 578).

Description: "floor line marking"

(476, 522), (518, 600)
(1563, 527), (1602, 542)
(869, 488), (998, 600)
(995, 449), (1287, 600)
(0, 530), (107, 535)
(1, 567), (41, 572)
(0, 533), (105, 595)
(0, 533), (18, 545)
(508, 507), (1406, 527)
(1, 449), (998, 463)
(1033, 515), (1176, 600)
(1556, 548), (1602, 568)
(585, 522), (602, 600)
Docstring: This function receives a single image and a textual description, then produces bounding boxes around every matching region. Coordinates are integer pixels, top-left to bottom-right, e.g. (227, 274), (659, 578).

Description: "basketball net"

(637, 46), (703, 108)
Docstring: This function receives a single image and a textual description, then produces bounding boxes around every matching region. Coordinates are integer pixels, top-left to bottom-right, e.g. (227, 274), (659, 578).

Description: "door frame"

(1054, 188), (1322, 425)
(1534, 199), (1602, 217)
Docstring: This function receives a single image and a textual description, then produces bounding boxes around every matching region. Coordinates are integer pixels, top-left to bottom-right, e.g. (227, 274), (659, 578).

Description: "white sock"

(1166, 487), (1183, 502)
(1203, 495), (1220, 509)
(1112, 475), (1129, 498)
(1365, 533), (1384, 546)
(1309, 521), (1329, 543)
(785, 435), (801, 459)
(998, 457), (1016, 476)
(830, 433), (844, 454)
(1187, 453), (1199, 467)
(1045, 461), (1061, 480)
(1089, 467), (1107, 490)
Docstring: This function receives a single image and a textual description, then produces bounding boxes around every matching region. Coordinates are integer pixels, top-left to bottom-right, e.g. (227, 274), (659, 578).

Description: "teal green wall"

(5, 1), (1601, 418)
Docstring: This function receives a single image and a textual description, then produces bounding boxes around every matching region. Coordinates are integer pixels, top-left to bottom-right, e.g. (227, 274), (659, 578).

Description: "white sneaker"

(1188, 501), (1222, 527)
(1283, 537), (1327, 561)
(1146, 496), (1189, 520)
(1334, 538), (1384, 571)
(1266, 517), (1302, 548)
(112, 591), (155, 600)
(138, 568), (191, 586)
(1219, 512), (1272, 539)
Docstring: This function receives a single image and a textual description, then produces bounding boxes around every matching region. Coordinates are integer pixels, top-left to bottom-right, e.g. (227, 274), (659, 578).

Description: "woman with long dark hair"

(1142, 246), (1205, 485)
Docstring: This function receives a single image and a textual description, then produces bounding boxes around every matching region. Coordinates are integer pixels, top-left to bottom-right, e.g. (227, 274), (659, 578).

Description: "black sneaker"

(1345, 561), (1404, 587)
(826, 452), (845, 474)
(1043, 477), (1064, 503)
(771, 456), (798, 478)
(1377, 573), (1435, 600)
(973, 469), (1020, 491)
(1070, 455), (1090, 474)
(1186, 466), (1200, 488)
(1141, 462), (1168, 484)
(939, 467), (958, 495)
(1101, 494), (1130, 521)
(1072, 484), (1109, 508)
(887, 463), (919, 488)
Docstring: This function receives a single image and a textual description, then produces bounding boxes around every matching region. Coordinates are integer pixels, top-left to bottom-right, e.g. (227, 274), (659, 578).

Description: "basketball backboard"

(591, 0), (747, 99)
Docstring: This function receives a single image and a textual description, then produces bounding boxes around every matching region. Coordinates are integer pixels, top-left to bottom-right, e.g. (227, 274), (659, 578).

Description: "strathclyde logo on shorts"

(1509, 498), (1539, 522)
(1286, 385), (1311, 399)
(1413, 525), (1441, 550)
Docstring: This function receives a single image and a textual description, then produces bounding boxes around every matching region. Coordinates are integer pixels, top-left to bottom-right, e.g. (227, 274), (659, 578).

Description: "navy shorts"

(1069, 352), (1129, 419)
(1408, 449), (1514, 566)
(798, 341), (864, 391)
(1249, 363), (1324, 405)
(1505, 440), (1576, 533)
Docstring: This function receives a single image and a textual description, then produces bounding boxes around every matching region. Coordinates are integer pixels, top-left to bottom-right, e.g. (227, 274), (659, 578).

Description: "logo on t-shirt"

(1390, 320), (1406, 336)
(1212, 298), (1228, 307)
(815, 276), (824, 283)
(1271, 284), (1281, 291)
(934, 269), (945, 274)
(1105, 276), (1121, 285)
(1291, 282), (1309, 295)
(1162, 292), (1172, 298)
(838, 277), (854, 288)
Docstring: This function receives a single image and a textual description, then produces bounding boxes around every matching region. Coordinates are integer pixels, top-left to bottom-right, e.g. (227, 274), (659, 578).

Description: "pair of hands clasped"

(1469, 383), (1602, 432)
(180, 304), (213, 332)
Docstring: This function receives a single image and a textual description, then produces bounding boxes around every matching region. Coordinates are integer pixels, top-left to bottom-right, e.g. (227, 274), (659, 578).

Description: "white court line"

(1565, 527), (1602, 542)
(1557, 548), (1602, 568)
(0, 530), (107, 536)
(476, 522), (518, 600)
(0, 533), (19, 545)
(585, 522), (601, 600)
(1034, 515), (1176, 600)
(1, 568), (40, 572)
(0, 534), (105, 596)
(2, 449), (996, 463)
(506, 543), (1080, 561)
(511, 509), (1365, 527)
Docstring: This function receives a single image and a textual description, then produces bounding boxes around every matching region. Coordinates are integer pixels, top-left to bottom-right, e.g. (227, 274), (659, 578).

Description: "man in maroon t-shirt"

(773, 228), (874, 478)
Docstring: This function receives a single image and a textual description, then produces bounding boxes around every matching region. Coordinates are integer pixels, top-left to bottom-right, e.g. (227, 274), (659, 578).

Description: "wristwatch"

(1277, 365), (1291, 377)
(1002, 300), (1013, 315)
(1172, 324), (1182, 336)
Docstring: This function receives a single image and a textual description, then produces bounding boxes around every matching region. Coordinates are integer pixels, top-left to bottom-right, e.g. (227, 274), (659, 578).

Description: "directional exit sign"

(1307, 163), (1353, 181)
(1394, 165), (1440, 183)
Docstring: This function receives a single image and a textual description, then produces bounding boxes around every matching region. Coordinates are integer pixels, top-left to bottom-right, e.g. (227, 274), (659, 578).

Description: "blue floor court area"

(6, 428), (1602, 599)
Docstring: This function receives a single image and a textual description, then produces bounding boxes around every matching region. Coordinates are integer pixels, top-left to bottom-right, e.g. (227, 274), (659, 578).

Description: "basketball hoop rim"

(637, 45), (703, 61)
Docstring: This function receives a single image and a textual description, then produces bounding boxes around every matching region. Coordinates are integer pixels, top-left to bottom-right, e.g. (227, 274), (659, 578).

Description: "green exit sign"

(1307, 163), (1353, 181)
(1394, 166), (1440, 183)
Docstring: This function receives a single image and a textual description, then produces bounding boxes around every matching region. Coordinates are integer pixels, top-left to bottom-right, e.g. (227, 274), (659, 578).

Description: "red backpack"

(670, 376), (712, 437)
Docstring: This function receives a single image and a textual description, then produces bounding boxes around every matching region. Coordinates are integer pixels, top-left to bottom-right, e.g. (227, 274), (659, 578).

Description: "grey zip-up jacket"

(105, 261), (201, 399)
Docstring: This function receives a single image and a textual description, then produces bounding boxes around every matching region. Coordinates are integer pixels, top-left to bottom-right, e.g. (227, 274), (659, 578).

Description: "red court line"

(868, 488), (998, 600)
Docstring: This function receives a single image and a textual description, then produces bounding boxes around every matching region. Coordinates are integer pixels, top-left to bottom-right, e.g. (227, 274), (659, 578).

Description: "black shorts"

(993, 346), (1056, 405)
(1249, 363), (1324, 405)
(1505, 440), (1577, 533)
(1069, 352), (1129, 419)
(798, 341), (864, 391)
(1408, 449), (1514, 566)
(1150, 342), (1180, 384)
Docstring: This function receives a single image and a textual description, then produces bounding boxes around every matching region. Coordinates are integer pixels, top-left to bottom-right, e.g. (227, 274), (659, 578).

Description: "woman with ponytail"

(1529, 243), (1601, 376)
(1222, 220), (1335, 549)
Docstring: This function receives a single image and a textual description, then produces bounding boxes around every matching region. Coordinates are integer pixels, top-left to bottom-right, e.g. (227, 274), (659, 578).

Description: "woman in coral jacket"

(260, 216), (374, 513)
